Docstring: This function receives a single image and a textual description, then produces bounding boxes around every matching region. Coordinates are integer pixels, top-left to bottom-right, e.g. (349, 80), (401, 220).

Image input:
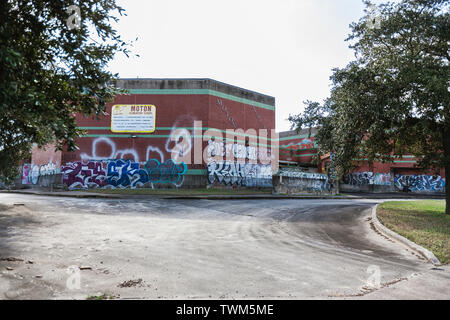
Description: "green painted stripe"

(80, 127), (320, 145)
(79, 126), (207, 131)
(79, 127), (110, 130)
(394, 160), (417, 163)
(279, 134), (316, 141)
(79, 126), (275, 141)
(210, 90), (274, 111)
(202, 135), (275, 148)
(185, 169), (207, 176)
(126, 89), (275, 111)
(291, 154), (315, 158)
(280, 147), (317, 151)
(353, 158), (417, 163)
(280, 153), (316, 157)
(80, 134), (279, 148)
(202, 128), (272, 141)
(83, 134), (172, 138)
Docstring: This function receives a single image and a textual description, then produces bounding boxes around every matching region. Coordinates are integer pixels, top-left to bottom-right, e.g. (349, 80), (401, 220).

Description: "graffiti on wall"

(80, 137), (143, 162)
(60, 120), (190, 190)
(206, 139), (260, 163)
(145, 159), (187, 185)
(21, 164), (31, 185)
(107, 159), (148, 188)
(62, 159), (187, 190)
(342, 172), (391, 186)
(62, 161), (107, 189)
(278, 169), (331, 192)
(205, 133), (274, 188)
(22, 161), (61, 185)
(373, 173), (392, 186)
(207, 161), (272, 187)
(394, 174), (445, 192)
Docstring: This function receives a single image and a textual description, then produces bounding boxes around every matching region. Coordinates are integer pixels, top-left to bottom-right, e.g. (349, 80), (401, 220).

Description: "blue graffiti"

(394, 174), (445, 192)
(66, 158), (189, 189)
(107, 160), (148, 188)
(145, 159), (187, 184)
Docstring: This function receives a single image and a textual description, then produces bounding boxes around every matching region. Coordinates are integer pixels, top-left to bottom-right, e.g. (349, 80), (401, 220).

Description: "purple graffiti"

(62, 159), (187, 190)
(62, 161), (107, 189)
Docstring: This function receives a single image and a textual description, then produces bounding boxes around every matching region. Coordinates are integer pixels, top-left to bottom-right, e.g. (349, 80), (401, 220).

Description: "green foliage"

(0, 0), (132, 184)
(289, 0), (449, 175)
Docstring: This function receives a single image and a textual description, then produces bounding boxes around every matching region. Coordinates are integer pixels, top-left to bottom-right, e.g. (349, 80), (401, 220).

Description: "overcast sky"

(108, 0), (390, 132)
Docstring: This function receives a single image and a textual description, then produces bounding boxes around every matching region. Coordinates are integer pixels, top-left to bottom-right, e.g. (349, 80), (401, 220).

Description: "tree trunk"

(444, 126), (450, 215)
(446, 165), (449, 215)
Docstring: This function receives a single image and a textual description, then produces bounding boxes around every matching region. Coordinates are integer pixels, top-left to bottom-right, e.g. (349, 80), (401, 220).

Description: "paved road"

(0, 193), (448, 299)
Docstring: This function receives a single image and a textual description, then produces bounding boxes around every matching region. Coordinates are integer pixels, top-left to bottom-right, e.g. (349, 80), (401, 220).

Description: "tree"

(289, 0), (450, 214)
(0, 0), (132, 185)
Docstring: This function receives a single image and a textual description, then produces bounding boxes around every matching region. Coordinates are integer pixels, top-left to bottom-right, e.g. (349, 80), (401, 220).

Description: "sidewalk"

(0, 188), (445, 200)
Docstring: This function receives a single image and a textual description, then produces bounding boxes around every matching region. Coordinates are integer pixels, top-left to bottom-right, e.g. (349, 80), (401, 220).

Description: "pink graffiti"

(21, 164), (31, 185)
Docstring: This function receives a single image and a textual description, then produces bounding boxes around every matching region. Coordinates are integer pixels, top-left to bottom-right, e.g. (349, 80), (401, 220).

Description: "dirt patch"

(0, 257), (24, 262)
(0, 204), (12, 212)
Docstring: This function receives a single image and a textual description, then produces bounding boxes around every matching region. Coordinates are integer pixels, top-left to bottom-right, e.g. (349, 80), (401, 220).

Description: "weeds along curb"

(371, 204), (441, 265)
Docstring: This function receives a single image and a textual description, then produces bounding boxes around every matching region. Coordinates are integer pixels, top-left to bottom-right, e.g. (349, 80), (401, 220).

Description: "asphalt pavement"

(0, 193), (448, 299)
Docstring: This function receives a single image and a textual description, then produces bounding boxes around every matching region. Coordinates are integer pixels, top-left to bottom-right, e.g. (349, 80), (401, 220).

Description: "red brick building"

(277, 128), (445, 194)
(27, 78), (277, 189)
(24, 78), (445, 194)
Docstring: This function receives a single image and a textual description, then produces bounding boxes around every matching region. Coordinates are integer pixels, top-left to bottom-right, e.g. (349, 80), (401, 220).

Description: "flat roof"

(279, 127), (318, 138)
(114, 78), (275, 106)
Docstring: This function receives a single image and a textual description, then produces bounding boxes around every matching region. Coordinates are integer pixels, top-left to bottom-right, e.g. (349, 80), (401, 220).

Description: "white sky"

(108, 0), (390, 132)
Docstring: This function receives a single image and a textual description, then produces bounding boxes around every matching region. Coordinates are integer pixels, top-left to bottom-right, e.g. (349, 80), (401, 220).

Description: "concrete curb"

(162, 195), (354, 200)
(0, 190), (353, 200)
(0, 190), (444, 201)
(371, 204), (441, 265)
(0, 190), (121, 199)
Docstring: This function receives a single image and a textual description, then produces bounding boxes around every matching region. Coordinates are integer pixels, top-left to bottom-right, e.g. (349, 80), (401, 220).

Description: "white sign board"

(111, 105), (156, 133)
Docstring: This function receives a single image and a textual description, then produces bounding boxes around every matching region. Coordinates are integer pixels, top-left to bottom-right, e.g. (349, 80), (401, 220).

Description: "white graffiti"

(167, 128), (192, 163)
(80, 136), (163, 163)
(165, 116), (195, 163)
(207, 161), (272, 187)
(206, 139), (259, 164)
(277, 168), (331, 192)
(115, 149), (140, 163)
(30, 165), (40, 185)
(26, 161), (61, 185)
(39, 161), (59, 176)
(342, 172), (392, 186)
(80, 137), (117, 160)
(394, 174), (445, 192)
(146, 146), (164, 163)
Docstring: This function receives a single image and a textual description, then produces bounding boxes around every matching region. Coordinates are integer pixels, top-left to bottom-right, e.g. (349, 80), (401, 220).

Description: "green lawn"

(377, 200), (449, 264)
(80, 188), (272, 196)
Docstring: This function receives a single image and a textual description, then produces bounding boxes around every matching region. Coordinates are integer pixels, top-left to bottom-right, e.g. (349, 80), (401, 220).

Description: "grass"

(86, 293), (117, 300)
(377, 200), (449, 264)
(79, 188), (272, 196)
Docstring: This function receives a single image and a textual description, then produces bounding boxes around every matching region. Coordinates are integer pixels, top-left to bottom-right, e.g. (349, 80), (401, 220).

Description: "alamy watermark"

(66, 265), (81, 290)
(366, 265), (381, 288)
(167, 120), (280, 173)
(366, 4), (382, 30)
(66, 5), (81, 30)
